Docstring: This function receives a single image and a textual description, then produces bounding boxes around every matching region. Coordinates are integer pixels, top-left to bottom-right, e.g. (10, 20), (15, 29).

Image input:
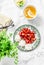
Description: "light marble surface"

(0, 0), (44, 65)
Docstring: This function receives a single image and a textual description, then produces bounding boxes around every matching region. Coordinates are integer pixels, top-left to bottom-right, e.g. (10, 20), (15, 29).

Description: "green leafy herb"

(17, 1), (24, 7)
(0, 31), (18, 65)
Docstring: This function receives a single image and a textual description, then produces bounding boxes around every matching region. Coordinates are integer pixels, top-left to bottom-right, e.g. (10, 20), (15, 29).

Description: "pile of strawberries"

(19, 28), (36, 44)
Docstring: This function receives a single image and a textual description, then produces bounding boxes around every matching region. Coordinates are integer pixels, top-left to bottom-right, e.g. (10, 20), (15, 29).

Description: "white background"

(0, 0), (44, 65)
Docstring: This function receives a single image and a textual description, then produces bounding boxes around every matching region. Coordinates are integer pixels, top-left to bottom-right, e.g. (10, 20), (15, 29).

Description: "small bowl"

(23, 5), (37, 20)
(15, 0), (26, 7)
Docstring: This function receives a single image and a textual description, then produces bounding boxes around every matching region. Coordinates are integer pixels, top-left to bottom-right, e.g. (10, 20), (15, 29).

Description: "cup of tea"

(23, 5), (37, 20)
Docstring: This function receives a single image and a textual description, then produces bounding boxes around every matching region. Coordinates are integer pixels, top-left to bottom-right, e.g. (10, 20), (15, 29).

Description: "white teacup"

(23, 5), (37, 20)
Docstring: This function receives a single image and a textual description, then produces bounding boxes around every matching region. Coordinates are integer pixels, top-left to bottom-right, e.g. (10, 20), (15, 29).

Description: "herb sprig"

(0, 31), (18, 65)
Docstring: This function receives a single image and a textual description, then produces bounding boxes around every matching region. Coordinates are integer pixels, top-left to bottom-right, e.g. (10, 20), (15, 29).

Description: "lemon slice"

(28, 10), (35, 18)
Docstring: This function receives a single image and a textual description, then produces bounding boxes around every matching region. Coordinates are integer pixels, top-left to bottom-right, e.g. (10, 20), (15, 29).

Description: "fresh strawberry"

(19, 28), (36, 44)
